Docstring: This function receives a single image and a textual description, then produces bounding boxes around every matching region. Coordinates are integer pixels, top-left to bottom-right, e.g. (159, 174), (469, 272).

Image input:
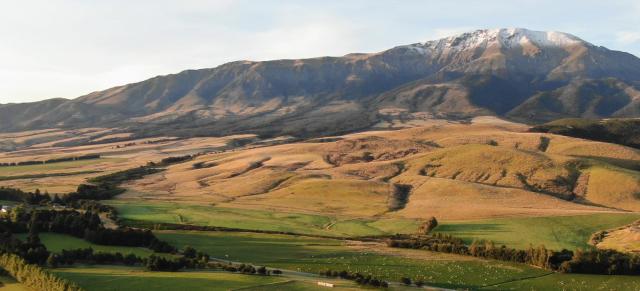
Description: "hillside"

(3, 117), (637, 220)
(1, 28), (640, 139)
(530, 118), (640, 149)
(116, 117), (640, 220)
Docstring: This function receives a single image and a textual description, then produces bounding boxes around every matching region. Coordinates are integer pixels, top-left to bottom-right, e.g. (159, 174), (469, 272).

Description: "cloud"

(616, 31), (640, 45)
(432, 27), (477, 39)
(251, 16), (361, 60)
(422, 27), (477, 42)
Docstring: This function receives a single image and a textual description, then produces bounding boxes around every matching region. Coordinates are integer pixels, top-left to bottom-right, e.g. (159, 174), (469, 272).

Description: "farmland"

(107, 200), (421, 237)
(110, 200), (639, 251)
(51, 265), (411, 291)
(48, 230), (551, 290)
(15, 233), (160, 258)
(435, 213), (640, 250)
(156, 230), (640, 290)
(482, 273), (640, 290)
(52, 266), (291, 291)
(156, 231), (540, 288)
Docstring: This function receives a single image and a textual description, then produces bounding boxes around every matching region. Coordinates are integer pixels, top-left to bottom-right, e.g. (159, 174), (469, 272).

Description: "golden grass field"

(2, 117), (639, 223)
(112, 117), (640, 222)
(594, 219), (640, 253)
(0, 130), (258, 193)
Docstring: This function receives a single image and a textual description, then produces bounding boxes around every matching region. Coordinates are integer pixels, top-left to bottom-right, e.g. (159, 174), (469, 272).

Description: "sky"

(1, 0), (639, 104)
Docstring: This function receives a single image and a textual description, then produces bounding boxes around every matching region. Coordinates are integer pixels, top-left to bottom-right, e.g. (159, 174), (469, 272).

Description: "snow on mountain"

(402, 28), (588, 54)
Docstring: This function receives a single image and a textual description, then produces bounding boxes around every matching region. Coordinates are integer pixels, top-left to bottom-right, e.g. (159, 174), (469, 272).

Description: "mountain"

(2, 28), (640, 137)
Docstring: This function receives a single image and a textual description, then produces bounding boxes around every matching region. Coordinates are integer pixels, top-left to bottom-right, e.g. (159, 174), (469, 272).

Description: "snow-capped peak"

(402, 28), (589, 54)
(498, 28), (585, 47)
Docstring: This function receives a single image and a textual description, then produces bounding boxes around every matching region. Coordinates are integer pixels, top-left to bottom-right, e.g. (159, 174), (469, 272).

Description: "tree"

(197, 252), (209, 263)
(257, 266), (267, 275)
(52, 194), (62, 204)
(47, 254), (59, 268)
(27, 212), (40, 245)
(9, 205), (26, 223)
(124, 253), (139, 265)
(183, 246), (197, 258)
(419, 216), (438, 234)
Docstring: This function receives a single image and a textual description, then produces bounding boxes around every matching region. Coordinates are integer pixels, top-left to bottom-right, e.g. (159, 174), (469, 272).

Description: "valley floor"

(34, 229), (640, 291)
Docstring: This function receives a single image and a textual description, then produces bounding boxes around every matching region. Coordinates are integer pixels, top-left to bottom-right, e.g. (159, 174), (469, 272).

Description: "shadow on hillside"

(573, 155), (640, 171)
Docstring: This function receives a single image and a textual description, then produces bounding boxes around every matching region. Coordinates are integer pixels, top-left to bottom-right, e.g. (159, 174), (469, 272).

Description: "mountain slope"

(2, 28), (640, 137)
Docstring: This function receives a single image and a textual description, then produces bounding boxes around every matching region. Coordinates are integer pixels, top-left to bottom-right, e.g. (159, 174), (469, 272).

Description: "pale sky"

(1, 0), (639, 104)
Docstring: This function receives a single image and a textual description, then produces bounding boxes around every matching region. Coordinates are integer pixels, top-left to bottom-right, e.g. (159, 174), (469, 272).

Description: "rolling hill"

(1, 28), (640, 138)
(116, 117), (640, 220)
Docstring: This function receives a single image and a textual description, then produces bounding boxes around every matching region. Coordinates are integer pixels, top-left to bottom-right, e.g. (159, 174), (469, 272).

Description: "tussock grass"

(585, 166), (640, 211)
(231, 179), (391, 217)
(393, 177), (610, 220)
(596, 222), (640, 253)
(123, 121), (637, 220)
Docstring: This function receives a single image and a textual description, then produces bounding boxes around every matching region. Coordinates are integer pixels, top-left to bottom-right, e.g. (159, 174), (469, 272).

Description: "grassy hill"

(115, 118), (640, 219)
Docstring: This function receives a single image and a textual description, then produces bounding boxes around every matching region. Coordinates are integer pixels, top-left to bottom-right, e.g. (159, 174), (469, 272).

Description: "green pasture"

(52, 266), (287, 291)
(435, 213), (640, 250)
(15, 233), (158, 258)
(156, 230), (550, 290)
(107, 200), (420, 237)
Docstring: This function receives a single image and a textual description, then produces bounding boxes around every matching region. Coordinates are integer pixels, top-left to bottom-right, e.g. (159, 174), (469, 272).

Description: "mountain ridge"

(2, 28), (639, 137)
